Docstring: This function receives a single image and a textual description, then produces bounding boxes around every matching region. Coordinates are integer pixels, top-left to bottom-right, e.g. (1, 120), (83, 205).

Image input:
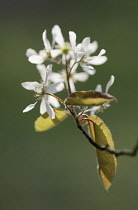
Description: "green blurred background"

(1, 0), (138, 209)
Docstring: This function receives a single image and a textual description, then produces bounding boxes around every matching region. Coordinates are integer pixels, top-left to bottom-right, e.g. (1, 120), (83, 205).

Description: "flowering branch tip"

(21, 24), (137, 189)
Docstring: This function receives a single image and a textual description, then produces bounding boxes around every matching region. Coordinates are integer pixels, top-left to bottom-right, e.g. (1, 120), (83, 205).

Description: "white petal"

(23, 102), (37, 113)
(36, 64), (46, 81)
(21, 82), (42, 91)
(46, 102), (55, 119)
(52, 25), (65, 48)
(62, 54), (71, 65)
(39, 50), (46, 56)
(95, 84), (102, 92)
(26, 48), (37, 57)
(28, 54), (46, 64)
(69, 31), (76, 52)
(48, 95), (60, 108)
(105, 75), (115, 93)
(80, 64), (96, 75)
(42, 30), (47, 48)
(51, 49), (62, 57)
(85, 56), (107, 65)
(85, 106), (100, 115)
(76, 51), (85, 61)
(42, 30), (51, 52)
(73, 72), (89, 82)
(80, 64), (94, 70)
(86, 41), (98, 55)
(40, 96), (47, 115)
(69, 79), (76, 93)
(90, 106), (100, 115)
(83, 68), (96, 75)
(45, 64), (53, 85)
(81, 37), (90, 51)
(98, 49), (106, 56)
(50, 72), (64, 83)
(76, 43), (81, 51)
(46, 82), (64, 94)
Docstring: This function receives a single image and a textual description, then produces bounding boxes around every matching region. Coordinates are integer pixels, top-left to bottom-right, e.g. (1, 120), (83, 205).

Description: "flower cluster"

(22, 25), (114, 119)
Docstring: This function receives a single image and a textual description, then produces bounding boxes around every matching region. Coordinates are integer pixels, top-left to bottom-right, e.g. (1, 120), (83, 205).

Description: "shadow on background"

(0, 0), (138, 209)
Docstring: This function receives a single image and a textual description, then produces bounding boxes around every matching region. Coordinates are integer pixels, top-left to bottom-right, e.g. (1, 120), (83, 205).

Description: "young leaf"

(35, 108), (68, 132)
(65, 91), (114, 106)
(88, 116), (117, 190)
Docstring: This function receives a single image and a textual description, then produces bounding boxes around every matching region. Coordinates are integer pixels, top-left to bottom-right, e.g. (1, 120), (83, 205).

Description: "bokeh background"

(1, 0), (138, 209)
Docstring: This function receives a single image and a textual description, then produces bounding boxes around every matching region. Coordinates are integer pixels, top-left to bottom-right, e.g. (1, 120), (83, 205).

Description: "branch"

(77, 122), (138, 157)
(65, 62), (138, 158)
(69, 110), (138, 157)
(65, 57), (72, 94)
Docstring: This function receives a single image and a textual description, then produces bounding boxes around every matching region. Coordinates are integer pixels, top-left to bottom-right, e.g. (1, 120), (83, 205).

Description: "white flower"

(21, 64), (64, 119)
(52, 25), (71, 56)
(85, 75), (115, 115)
(26, 27), (63, 65)
(69, 31), (107, 75)
(49, 60), (89, 92)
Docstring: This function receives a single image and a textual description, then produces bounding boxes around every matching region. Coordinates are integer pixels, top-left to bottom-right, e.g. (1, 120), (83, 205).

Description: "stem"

(68, 55), (85, 75)
(68, 107), (138, 157)
(65, 56), (72, 94)
(77, 120), (138, 157)
(68, 61), (77, 76)
(49, 57), (65, 67)
(64, 56), (138, 158)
